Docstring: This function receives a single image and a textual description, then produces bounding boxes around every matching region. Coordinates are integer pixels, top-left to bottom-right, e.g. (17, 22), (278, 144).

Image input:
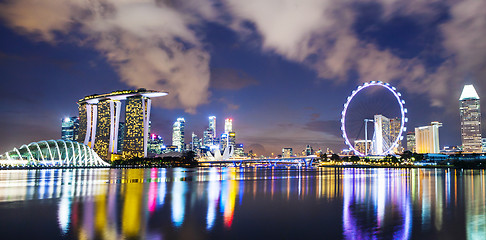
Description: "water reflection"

(0, 168), (485, 239)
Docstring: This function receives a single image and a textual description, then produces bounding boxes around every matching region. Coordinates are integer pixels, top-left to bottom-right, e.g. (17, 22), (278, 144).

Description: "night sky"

(0, 0), (485, 156)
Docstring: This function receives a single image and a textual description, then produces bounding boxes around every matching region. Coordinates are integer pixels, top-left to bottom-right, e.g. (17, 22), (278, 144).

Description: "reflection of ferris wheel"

(341, 81), (407, 156)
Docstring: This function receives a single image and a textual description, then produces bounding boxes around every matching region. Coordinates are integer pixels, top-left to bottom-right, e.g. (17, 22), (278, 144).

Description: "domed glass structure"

(0, 140), (109, 167)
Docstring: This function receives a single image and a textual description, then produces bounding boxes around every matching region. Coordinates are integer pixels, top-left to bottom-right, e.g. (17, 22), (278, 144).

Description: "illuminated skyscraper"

(117, 122), (126, 154)
(209, 116), (216, 138)
(123, 95), (152, 159)
(191, 132), (201, 152)
(172, 118), (185, 152)
(282, 148), (293, 158)
(372, 115), (391, 155)
(61, 117), (79, 141)
(406, 132), (416, 152)
(389, 117), (403, 153)
(460, 84), (482, 153)
(235, 144), (244, 157)
(482, 138), (486, 152)
(94, 99), (121, 160)
(78, 89), (167, 160)
(78, 102), (97, 148)
(415, 122), (442, 154)
(148, 134), (164, 155)
(224, 118), (233, 134)
(354, 140), (371, 155)
(228, 132), (236, 148)
(203, 127), (214, 147)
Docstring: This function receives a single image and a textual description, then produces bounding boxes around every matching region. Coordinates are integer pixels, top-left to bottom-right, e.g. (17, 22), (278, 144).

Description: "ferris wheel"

(341, 81), (407, 156)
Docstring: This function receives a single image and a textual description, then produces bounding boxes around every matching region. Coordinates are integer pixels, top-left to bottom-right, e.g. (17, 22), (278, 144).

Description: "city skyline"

(0, 1), (485, 156)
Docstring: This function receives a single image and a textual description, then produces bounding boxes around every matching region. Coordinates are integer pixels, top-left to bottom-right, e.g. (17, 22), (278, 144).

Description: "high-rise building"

(203, 127), (214, 147)
(220, 133), (228, 150)
(228, 132), (236, 148)
(94, 99), (121, 160)
(123, 95), (152, 159)
(389, 117), (403, 153)
(235, 143), (244, 157)
(78, 89), (167, 160)
(372, 115), (391, 155)
(354, 140), (372, 155)
(224, 118), (233, 134)
(305, 145), (314, 156)
(148, 134), (164, 155)
(117, 122), (126, 154)
(61, 117), (79, 141)
(415, 122), (442, 154)
(191, 132), (201, 152)
(209, 116), (216, 139)
(78, 102), (97, 148)
(406, 132), (416, 152)
(460, 84), (482, 153)
(282, 148), (293, 158)
(172, 118), (185, 152)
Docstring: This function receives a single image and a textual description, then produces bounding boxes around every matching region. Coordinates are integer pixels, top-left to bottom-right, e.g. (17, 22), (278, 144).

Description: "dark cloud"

(210, 68), (259, 90)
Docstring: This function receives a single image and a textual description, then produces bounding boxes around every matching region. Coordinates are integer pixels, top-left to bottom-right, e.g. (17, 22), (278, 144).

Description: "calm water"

(0, 167), (485, 240)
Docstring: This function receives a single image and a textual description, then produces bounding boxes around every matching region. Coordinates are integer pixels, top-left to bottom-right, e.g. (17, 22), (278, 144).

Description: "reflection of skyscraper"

(61, 117), (79, 141)
(460, 84), (482, 153)
(415, 122), (442, 153)
(172, 118), (185, 152)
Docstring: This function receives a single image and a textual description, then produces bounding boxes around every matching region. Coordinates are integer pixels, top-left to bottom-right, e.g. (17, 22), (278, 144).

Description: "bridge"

(198, 156), (318, 167)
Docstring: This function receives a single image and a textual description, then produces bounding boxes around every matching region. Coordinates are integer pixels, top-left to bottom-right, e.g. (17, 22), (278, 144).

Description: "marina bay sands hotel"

(77, 89), (167, 161)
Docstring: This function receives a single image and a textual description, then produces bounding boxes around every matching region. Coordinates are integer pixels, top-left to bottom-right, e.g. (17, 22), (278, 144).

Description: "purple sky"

(0, 0), (485, 155)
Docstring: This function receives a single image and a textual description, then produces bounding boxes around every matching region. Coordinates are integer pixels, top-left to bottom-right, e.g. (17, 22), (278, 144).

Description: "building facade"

(148, 134), (164, 155)
(389, 117), (403, 153)
(209, 116), (216, 139)
(460, 84), (482, 153)
(354, 140), (372, 155)
(373, 114), (391, 155)
(61, 117), (79, 141)
(415, 122), (442, 154)
(224, 118), (233, 133)
(172, 118), (185, 152)
(282, 148), (293, 158)
(406, 132), (416, 153)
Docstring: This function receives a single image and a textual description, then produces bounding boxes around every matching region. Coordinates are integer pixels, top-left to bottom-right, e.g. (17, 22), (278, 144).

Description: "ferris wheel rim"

(341, 81), (407, 156)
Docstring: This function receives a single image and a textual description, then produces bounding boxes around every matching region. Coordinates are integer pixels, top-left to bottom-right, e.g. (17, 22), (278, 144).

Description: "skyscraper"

(172, 118), (185, 152)
(203, 127), (214, 147)
(372, 115), (391, 155)
(406, 132), (416, 152)
(94, 99), (121, 160)
(61, 117), (79, 141)
(191, 132), (201, 152)
(224, 118), (233, 134)
(415, 122), (442, 154)
(460, 84), (482, 153)
(282, 148), (293, 158)
(209, 116), (216, 138)
(389, 117), (403, 153)
(123, 95), (152, 159)
(148, 134), (164, 155)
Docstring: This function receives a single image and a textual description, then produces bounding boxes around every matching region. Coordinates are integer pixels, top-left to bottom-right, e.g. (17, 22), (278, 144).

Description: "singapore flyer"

(341, 81), (407, 156)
